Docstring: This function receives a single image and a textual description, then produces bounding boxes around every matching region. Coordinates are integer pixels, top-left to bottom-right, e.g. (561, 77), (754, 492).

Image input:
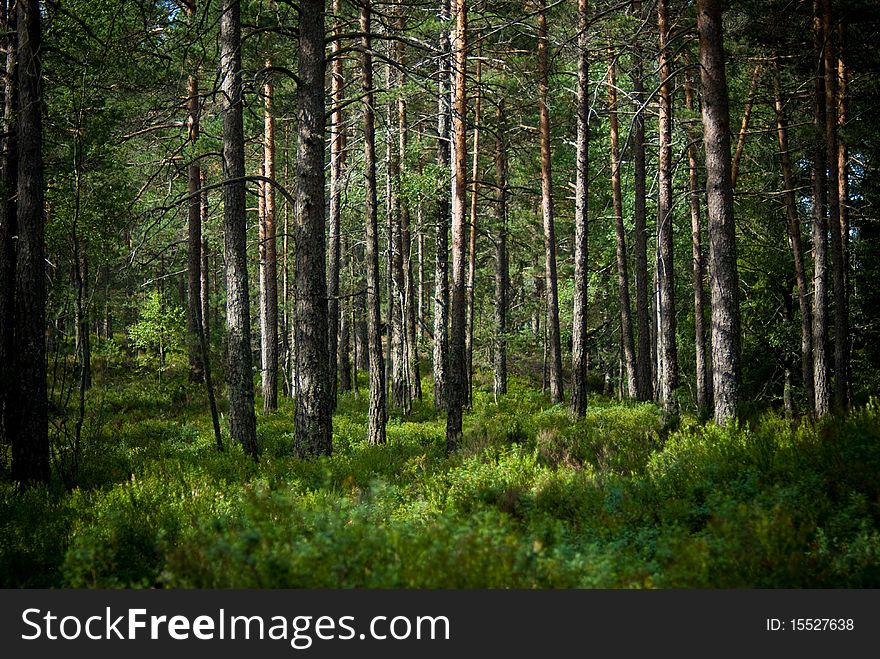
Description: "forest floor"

(3, 362), (880, 588)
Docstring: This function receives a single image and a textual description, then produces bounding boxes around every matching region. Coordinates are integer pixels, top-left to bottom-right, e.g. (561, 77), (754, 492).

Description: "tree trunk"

(773, 60), (814, 415)
(607, 56), (637, 403)
(537, 0), (564, 404)
(294, 0), (333, 456)
(494, 99), (509, 401)
(447, 0), (467, 453)
(433, 0), (451, 410)
(632, 0), (652, 402)
(730, 63), (761, 189)
(656, 0), (678, 419)
(570, 0), (590, 416)
(823, 0), (847, 412)
(11, 0), (49, 484)
(220, 0), (258, 458)
(186, 0), (203, 384)
(837, 22), (850, 405)
(697, 0), (741, 425)
(328, 0), (345, 410)
(338, 236), (353, 393)
(361, 0), (387, 445)
(811, 0), (830, 417)
(684, 58), (711, 416)
(465, 37), (482, 407)
(260, 59), (279, 413)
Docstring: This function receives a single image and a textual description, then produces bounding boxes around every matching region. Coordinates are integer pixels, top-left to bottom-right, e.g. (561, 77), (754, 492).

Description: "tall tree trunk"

(632, 0), (652, 402)
(260, 59), (278, 413)
(537, 0), (564, 404)
(361, 1), (387, 445)
(823, 0), (847, 412)
(465, 36), (482, 407)
(684, 58), (711, 416)
(74, 242), (92, 391)
(811, 0), (830, 417)
(294, 0), (333, 456)
(656, 0), (678, 419)
(200, 176), (210, 343)
(281, 124), (292, 396)
(185, 0), (203, 384)
(433, 0), (451, 410)
(571, 0), (591, 416)
(220, 0), (258, 458)
(607, 56), (637, 402)
(11, 0), (49, 484)
(447, 0), (468, 452)
(697, 0), (741, 425)
(773, 60), (814, 415)
(730, 63), (761, 189)
(837, 22), (850, 405)
(0, 0), (15, 450)
(328, 0), (345, 410)
(494, 99), (509, 401)
(338, 239), (353, 393)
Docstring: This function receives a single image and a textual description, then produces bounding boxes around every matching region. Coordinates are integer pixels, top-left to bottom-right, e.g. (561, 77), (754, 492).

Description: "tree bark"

(294, 0), (333, 456)
(447, 0), (468, 452)
(200, 176), (210, 343)
(811, 0), (830, 417)
(260, 59), (279, 413)
(656, 0), (678, 419)
(0, 0), (15, 450)
(220, 0), (258, 458)
(537, 0), (564, 404)
(607, 56), (637, 403)
(684, 58), (711, 416)
(433, 0), (451, 411)
(11, 0), (49, 484)
(186, 0), (203, 384)
(494, 99), (509, 401)
(773, 60), (814, 415)
(328, 0), (345, 409)
(697, 0), (741, 425)
(570, 0), (590, 416)
(465, 37), (482, 408)
(632, 0), (653, 402)
(361, 0), (387, 445)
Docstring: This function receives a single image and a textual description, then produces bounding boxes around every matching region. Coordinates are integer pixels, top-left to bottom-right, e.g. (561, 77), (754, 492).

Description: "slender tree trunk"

(11, 0), (49, 484)
(837, 22), (850, 405)
(823, 0), (847, 412)
(632, 0), (652, 402)
(186, 0), (203, 384)
(220, 0), (258, 458)
(697, 0), (741, 425)
(684, 59), (711, 416)
(657, 0), (678, 419)
(281, 124), (292, 396)
(361, 1), (387, 445)
(465, 37), (482, 407)
(433, 0), (451, 410)
(494, 99), (509, 401)
(537, 0), (564, 404)
(571, 0), (591, 416)
(294, 0), (333, 456)
(328, 0), (345, 410)
(730, 63), (761, 189)
(74, 243), (92, 391)
(811, 0), (830, 417)
(338, 237), (353, 393)
(260, 59), (279, 413)
(607, 56), (637, 402)
(773, 60), (814, 415)
(447, 0), (468, 452)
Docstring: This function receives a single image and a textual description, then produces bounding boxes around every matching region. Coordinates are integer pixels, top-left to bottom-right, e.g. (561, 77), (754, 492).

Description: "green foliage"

(126, 292), (186, 372)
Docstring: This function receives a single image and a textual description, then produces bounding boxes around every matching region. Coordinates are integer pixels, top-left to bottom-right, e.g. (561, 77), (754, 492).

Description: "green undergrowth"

(2, 372), (879, 588)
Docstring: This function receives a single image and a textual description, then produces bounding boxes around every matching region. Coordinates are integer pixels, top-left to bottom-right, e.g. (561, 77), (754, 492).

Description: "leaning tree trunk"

(220, 0), (258, 458)
(447, 0), (468, 453)
(773, 60), (814, 415)
(361, 0), (387, 445)
(494, 100), (509, 401)
(571, 0), (591, 416)
(730, 63), (761, 189)
(11, 0), (49, 484)
(186, 0), (203, 384)
(294, 0), (333, 456)
(697, 0), (741, 425)
(656, 0), (678, 419)
(632, 0), (652, 402)
(433, 0), (451, 411)
(260, 59), (279, 413)
(607, 55), (637, 403)
(537, 0), (564, 404)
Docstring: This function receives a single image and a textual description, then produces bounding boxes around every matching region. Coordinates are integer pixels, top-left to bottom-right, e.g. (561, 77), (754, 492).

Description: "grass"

(2, 367), (879, 588)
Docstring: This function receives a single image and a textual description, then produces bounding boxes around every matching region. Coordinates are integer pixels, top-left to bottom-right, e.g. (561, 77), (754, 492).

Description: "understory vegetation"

(3, 365), (879, 589)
